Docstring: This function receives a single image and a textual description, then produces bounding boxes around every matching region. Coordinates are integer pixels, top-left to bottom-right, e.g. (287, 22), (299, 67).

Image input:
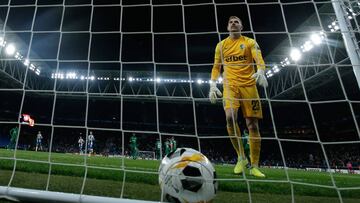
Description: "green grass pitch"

(0, 149), (359, 203)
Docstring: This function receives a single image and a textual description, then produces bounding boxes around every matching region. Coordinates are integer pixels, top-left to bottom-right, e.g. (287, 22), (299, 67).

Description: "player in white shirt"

(35, 131), (43, 151)
(88, 131), (95, 155)
(78, 136), (85, 154)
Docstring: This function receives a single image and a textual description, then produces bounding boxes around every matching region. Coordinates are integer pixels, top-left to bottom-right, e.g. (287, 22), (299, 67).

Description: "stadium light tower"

(332, 0), (360, 89)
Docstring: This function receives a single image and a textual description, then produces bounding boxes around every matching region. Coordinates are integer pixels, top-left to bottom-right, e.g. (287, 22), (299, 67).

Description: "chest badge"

(240, 44), (245, 49)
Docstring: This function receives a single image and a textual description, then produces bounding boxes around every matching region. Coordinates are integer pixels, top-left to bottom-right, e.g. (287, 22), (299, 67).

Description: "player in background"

(169, 137), (174, 153)
(155, 138), (162, 160)
(8, 126), (19, 150)
(129, 133), (138, 159)
(164, 138), (171, 156)
(88, 131), (95, 156)
(78, 136), (85, 154)
(35, 131), (43, 151)
(170, 136), (177, 153)
(209, 16), (267, 177)
(346, 161), (353, 174)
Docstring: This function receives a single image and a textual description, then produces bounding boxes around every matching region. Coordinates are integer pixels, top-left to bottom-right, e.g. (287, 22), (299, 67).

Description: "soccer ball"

(158, 148), (218, 203)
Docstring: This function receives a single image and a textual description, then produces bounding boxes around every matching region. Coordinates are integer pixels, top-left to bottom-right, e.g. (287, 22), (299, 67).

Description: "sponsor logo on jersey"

(225, 55), (247, 62)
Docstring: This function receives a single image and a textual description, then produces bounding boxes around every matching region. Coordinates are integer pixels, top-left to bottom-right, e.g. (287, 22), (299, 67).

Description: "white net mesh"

(0, 0), (359, 203)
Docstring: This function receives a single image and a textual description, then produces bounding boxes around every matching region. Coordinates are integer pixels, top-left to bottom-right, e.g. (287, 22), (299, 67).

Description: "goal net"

(0, 0), (359, 203)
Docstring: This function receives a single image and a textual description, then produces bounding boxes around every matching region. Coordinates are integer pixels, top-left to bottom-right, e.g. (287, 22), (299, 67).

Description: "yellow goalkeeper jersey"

(211, 35), (265, 86)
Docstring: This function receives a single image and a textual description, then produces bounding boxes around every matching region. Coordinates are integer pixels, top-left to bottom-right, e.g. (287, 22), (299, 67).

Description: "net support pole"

(0, 186), (159, 203)
(331, 0), (360, 89)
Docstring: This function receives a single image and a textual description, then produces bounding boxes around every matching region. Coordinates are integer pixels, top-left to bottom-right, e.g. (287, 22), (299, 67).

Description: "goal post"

(0, 186), (157, 203)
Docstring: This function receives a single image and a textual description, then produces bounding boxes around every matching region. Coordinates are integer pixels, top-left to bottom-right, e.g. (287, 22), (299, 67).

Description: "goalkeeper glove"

(209, 82), (222, 104)
(251, 69), (268, 88)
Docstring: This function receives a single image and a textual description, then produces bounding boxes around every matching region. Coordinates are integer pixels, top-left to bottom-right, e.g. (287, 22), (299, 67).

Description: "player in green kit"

(155, 138), (161, 160)
(164, 138), (171, 156)
(8, 127), (19, 150)
(129, 133), (138, 159)
(170, 136), (177, 153)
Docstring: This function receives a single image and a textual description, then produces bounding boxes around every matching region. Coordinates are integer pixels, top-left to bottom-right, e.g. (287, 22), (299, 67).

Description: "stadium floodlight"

(80, 76), (85, 80)
(218, 77), (223, 83)
(35, 68), (40, 75)
(5, 44), (16, 55)
(156, 77), (161, 83)
(15, 52), (22, 60)
(66, 72), (76, 79)
(301, 41), (314, 52)
(197, 79), (202, 84)
(29, 64), (36, 71)
(272, 65), (280, 73)
(284, 57), (290, 65)
(90, 76), (95, 80)
(290, 48), (301, 61)
(310, 33), (323, 45)
(329, 21), (339, 31)
(128, 77), (134, 82)
(23, 59), (30, 66)
(266, 70), (273, 78)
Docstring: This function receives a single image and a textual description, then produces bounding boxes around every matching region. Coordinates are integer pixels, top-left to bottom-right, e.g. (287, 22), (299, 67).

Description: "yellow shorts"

(222, 85), (263, 118)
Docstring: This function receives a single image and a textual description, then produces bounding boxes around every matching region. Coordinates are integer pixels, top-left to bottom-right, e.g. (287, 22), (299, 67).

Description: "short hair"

(228, 16), (242, 24)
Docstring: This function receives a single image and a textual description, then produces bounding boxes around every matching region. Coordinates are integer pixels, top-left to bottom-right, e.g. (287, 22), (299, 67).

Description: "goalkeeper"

(209, 16), (267, 177)
(129, 133), (139, 159)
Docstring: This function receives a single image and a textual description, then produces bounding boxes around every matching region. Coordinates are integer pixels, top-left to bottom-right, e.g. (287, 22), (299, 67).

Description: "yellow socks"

(249, 129), (261, 166)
